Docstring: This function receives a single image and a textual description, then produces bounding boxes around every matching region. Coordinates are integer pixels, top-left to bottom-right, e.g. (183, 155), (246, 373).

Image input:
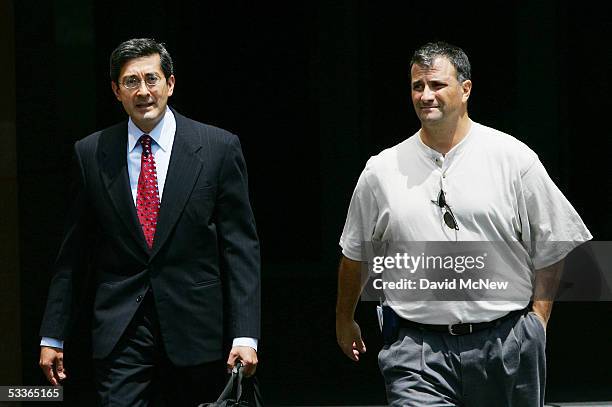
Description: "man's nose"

(136, 80), (151, 96)
(421, 86), (435, 101)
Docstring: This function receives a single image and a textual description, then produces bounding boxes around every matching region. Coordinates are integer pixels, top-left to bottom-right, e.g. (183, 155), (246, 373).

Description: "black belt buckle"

(448, 323), (472, 336)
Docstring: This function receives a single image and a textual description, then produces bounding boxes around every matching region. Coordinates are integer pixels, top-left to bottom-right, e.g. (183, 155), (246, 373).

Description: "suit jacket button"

(136, 295), (143, 303)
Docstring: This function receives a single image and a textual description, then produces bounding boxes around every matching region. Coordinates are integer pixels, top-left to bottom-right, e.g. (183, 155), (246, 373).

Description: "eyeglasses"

(119, 73), (163, 90)
(431, 189), (459, 231)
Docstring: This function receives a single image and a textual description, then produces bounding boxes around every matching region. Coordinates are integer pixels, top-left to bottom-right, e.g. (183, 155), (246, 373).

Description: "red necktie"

(136, 135), (160, 249)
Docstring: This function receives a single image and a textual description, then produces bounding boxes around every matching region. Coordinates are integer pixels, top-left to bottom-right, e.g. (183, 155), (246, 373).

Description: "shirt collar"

(416, 120), (475, 160)
(127, 107), (176, 152)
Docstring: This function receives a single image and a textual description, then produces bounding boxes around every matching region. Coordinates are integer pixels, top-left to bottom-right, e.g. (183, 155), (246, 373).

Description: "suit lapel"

(150, 111), (203, 259)
(99, 123), (150, 254)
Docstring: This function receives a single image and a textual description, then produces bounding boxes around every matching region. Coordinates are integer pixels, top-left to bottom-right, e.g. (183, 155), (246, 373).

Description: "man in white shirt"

(38, 38), (260, 406)
(336, 41), (591, 406)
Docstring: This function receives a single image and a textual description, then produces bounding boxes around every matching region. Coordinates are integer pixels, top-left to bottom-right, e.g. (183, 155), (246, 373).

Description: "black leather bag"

(198, 362), (263, 407)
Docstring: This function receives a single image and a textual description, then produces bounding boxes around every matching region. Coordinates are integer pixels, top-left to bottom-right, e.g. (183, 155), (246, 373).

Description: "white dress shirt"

(42, 108), (257, 351)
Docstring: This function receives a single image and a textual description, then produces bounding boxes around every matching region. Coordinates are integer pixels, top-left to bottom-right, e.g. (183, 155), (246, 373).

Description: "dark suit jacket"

(39, 108), (260, 366)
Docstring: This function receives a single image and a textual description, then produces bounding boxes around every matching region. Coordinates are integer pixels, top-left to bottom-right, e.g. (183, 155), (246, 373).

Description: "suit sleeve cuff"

(41, 337), (64, 349)
(232, 337), (258, 351)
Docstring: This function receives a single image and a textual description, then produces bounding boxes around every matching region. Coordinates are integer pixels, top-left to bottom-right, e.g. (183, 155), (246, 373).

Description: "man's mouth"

(136, 102), (155, 109)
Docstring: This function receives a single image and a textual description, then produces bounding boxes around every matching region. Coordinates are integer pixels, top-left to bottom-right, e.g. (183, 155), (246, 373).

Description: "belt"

(398, 308), (528, 336)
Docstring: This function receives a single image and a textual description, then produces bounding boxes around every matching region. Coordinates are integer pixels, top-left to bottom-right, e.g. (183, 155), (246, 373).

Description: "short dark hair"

(109, 38), (174, 83)
(410, 41), (471, 83)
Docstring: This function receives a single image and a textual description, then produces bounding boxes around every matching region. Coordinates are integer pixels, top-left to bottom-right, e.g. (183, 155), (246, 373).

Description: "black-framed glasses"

(431, 189), (459, 231)
(120, 73), (163, 90)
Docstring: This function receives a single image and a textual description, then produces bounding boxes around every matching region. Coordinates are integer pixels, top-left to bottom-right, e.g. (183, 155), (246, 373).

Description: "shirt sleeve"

(232, 337), (258, 351)
(339, 167), (379, 261)
(521, 159), (592, 269)
(40, 337), (64, 349)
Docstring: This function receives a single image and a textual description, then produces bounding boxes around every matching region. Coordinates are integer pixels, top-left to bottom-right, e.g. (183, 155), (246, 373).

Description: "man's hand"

(39, 346), (67, 386)
(530, 310), (548, 330)
(336, 256), (368, 362)
(227, 346), (258, 377)
(532, 259), (565, 333)
(336, 318), (366, 362)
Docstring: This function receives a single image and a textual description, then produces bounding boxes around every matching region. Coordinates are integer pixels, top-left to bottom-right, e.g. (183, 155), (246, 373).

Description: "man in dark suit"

(38, 38), (260, 406)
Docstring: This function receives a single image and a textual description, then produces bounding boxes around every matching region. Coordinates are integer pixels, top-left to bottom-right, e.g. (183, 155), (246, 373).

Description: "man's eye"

(145, 74), (160, 85)
(124, 77), (139, 87)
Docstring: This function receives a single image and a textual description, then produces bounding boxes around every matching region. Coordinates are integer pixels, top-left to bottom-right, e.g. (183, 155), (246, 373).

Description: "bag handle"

(233, 361), (244, 401)
(214, 361), (244, 403)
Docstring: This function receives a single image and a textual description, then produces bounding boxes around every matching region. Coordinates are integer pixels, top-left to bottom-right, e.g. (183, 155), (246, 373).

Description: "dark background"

(9, 0), (611, 405)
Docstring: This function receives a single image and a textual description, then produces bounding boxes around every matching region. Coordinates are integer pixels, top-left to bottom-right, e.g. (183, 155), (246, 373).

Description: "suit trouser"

(94, 291), (226, 407)
(378, 311), (546, 407)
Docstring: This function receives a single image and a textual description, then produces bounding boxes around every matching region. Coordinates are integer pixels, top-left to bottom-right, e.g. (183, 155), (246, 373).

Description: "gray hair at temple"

(410, 41), (471, 83)
(110, 38), (174, 84)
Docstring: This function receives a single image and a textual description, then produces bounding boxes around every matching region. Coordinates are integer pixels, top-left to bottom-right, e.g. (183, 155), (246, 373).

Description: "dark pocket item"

(382, 306), (401, 345)
(198, 362), (264, 407)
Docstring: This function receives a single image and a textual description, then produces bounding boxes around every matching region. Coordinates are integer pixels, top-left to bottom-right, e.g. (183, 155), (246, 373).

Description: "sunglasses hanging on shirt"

(431, 189), (459, 231)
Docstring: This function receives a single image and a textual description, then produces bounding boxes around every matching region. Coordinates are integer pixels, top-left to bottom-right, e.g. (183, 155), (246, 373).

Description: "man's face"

(111, 54), (175, 133)
(410, 57), (471, 125)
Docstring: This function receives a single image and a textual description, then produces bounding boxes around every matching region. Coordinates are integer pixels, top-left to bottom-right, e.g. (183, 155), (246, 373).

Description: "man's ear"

(166, 75), (175, 97)
(111, 81), (121, 101)
(461, 80), (472, 102)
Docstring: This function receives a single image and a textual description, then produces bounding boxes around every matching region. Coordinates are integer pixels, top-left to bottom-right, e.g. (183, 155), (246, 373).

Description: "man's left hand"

(531, 309), (548, 330)
(531, 260), (564, 333)
(227, 346), (258, 377)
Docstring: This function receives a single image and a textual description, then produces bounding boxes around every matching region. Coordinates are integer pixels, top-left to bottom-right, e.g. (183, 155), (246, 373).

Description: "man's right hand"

(39, 346), (67, 386)
(336, 318), (367, 362)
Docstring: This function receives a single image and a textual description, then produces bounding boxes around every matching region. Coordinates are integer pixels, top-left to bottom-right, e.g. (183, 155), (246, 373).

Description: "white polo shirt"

(339, 120), (592, 324)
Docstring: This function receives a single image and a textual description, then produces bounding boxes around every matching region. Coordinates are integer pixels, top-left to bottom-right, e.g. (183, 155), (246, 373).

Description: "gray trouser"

(378, 311), (546, 407)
